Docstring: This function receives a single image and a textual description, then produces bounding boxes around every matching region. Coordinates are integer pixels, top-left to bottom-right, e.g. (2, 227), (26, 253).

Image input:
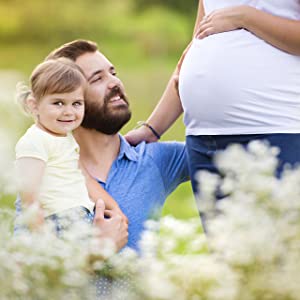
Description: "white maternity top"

(179, 0), (300, 135)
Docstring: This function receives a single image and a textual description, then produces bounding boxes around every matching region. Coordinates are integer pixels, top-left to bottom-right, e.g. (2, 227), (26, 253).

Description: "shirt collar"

(117, 134), (139, 162)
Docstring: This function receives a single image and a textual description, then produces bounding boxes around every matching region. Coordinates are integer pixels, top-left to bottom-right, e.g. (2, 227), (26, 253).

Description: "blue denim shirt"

(15, 135), (189, 250)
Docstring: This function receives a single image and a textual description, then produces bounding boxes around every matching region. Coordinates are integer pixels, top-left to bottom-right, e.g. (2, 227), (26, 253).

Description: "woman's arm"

(79, 161), (128, 224)
(193, 0), (205, 36)
(125, 73), (183, 146)
(125, 1), (205, 146)
(197, 5), (300, 55)
(15, 157), (46, 228)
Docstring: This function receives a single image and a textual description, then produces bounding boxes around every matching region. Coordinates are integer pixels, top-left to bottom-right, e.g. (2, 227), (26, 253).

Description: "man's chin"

(81, 110), (132, 134)
(107, 103), (129, 112)
(110, 108), (131, 117)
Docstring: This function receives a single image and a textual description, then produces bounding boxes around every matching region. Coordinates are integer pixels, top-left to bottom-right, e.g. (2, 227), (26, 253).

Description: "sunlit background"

(0, 0), (199, 219)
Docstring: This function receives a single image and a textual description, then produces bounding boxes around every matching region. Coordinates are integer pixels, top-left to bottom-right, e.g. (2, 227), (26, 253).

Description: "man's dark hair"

(46, 39), (98, 61)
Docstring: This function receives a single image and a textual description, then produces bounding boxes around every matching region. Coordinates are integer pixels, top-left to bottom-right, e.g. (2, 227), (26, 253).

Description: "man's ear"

(26, 97), (39, 116)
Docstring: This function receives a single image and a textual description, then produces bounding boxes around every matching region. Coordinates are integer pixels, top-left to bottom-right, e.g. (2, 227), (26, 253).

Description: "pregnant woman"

(126, 0), (300, 199)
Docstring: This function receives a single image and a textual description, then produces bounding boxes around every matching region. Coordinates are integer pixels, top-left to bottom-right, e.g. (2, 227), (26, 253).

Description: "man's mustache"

(104, 86), (128, 105)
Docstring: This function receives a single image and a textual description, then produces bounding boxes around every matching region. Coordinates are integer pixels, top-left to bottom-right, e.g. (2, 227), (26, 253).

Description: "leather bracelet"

(136, 121), (161, 140)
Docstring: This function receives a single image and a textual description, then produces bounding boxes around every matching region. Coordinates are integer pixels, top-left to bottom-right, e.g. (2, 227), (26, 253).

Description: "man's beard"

(81, 86), (132, 135)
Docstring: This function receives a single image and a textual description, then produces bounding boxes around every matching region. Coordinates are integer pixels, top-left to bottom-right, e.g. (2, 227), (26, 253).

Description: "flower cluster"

(202, 141), (300, 300)
(127, 141), (300, 300)
(0, 210), (118, 300)
(132, 217), (237, 300)
(0, 140), (300, 299)
(0, 130), (16, 197)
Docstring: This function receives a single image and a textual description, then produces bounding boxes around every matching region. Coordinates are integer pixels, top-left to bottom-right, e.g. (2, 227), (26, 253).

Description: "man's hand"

(110, 206), (129, 225)
(93, 199), (128, 251)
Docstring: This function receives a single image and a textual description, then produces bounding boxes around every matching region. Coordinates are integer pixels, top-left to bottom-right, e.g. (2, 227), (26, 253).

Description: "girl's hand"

(26, 203), (45, 231)
(195, 5), (251, 39)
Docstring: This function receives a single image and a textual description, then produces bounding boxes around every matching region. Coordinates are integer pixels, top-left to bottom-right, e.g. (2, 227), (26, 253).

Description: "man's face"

(75, 51), (131, 134)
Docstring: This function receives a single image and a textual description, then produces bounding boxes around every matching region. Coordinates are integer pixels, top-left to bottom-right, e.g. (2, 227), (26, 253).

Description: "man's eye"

(91, 76), (101, 83)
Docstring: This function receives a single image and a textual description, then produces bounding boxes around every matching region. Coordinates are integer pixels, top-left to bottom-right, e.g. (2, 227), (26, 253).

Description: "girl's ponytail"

(15, 82), (32, 115)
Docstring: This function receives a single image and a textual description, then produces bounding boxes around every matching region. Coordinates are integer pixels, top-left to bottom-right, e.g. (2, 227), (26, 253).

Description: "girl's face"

(32, 87), (85, 136)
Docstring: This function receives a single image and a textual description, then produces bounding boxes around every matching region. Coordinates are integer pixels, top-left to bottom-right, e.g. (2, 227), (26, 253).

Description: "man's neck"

(73, 127), (121, 182)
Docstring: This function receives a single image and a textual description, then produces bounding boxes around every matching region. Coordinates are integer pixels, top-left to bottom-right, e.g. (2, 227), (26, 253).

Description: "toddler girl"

(15, 58), (126, 234)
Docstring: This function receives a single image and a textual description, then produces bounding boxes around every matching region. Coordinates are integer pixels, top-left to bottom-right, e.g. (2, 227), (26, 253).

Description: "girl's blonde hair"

(16, 58), (87, 114)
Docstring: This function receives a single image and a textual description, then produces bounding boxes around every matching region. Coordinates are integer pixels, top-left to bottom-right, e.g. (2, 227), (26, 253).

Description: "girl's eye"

(73, 101), (83, 107)
(53, 101), (63, 106)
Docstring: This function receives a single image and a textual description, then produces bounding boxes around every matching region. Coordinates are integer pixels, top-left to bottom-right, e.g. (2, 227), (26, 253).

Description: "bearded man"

(42, 39), (189, 250)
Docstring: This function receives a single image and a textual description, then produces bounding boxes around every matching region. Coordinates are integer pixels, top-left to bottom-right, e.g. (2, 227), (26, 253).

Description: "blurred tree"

(134, 0), (198, 15)
(0, 0), (193, 65)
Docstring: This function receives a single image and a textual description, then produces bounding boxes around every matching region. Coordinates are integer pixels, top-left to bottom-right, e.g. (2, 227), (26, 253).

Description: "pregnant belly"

(178, 30), (300, 132)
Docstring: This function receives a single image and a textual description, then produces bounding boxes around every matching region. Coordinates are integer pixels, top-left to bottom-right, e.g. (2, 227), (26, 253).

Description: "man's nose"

(107, 75), (121, 89)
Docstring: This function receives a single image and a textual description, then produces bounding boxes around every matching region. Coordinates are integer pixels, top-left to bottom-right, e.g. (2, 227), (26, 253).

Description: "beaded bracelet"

(136, 121), (161, 140)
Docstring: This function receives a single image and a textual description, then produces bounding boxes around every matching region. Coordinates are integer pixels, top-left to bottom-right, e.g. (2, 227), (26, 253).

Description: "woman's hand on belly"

(196, 4), (300, 55)
(196, 5), (251, 39)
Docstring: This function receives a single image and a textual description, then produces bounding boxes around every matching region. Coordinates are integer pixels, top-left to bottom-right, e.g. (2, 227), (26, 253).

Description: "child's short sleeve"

(15, 129), (49, 162)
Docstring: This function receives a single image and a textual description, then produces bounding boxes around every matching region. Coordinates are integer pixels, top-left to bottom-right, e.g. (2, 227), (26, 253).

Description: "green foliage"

(134, 0), (198, 16)
(132, 6), (191, 58)
(0, 0), (129, 44)
(0, 0), (193, 59)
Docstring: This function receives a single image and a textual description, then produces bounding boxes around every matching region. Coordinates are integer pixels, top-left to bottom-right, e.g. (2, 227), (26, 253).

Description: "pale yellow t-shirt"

(15, 125), (95, 217)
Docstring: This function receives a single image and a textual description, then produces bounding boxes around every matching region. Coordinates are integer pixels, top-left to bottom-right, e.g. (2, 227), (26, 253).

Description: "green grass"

(162, 181), (198, 218)
(0, 195), (15, 209)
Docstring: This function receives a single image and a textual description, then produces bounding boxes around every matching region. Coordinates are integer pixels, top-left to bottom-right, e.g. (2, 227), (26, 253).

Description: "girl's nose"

(63, 106), (74, 115)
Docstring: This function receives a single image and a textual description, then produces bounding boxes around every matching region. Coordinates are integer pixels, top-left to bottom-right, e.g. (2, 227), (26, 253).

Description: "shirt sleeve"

(148, 141), (189, 195)
(15, 133), (48, 162)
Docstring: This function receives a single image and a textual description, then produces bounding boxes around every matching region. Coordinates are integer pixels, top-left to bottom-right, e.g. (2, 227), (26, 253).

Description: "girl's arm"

(79, 161), (128, 224)
(197, 5), (300, 55)
(125, 1), (205, 146)
(15, 157), (46, 228)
